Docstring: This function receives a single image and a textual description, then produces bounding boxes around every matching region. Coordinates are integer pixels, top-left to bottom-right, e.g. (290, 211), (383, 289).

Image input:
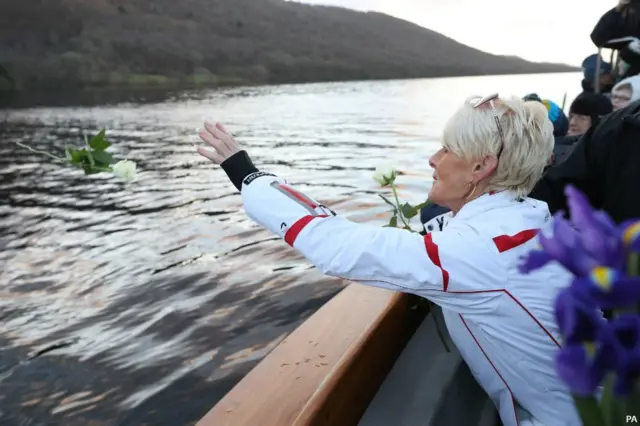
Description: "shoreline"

(0, 68), (580, 95)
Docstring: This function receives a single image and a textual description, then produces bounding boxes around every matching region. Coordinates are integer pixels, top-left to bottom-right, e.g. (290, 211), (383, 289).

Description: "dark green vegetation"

(0, 0), (577, 91)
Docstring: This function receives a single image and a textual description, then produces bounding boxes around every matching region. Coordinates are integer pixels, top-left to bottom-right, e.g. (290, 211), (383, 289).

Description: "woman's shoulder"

(447, 198), (551, 251)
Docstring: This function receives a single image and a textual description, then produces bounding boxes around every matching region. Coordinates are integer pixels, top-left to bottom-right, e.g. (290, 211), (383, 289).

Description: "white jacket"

(240, 171), (581, 426)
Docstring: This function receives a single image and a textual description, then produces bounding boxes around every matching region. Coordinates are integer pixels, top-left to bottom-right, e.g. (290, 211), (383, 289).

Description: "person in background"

(617, 37), (640, 77)
(591, 0), (640, 47)
(611, 75), (640, 110)
(580, 54), (615, 94)
(567, 92), (613, 136)
(529, 99), (640, 224)
(196, 95), (582, 426)
(522, 94), (568, 137)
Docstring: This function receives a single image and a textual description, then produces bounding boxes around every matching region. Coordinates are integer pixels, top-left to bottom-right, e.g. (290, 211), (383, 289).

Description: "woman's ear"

(472, 156), (498, 181)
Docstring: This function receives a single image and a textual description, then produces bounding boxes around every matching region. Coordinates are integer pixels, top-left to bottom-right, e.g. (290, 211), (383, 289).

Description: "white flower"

(112, 160), (137, 182)
(372, 164), (397, 187)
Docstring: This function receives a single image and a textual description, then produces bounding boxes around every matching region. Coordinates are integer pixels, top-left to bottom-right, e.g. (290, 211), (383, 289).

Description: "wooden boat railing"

(197, 283), (428, 426)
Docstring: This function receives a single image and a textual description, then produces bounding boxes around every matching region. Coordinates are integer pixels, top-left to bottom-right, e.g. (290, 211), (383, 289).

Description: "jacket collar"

(453, 190), (522, 222)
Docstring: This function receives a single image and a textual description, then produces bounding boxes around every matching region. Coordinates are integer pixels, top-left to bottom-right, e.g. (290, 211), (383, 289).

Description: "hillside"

(0, 0), (577, 91)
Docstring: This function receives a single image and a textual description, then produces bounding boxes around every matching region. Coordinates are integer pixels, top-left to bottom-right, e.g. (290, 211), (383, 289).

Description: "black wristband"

(220, 150), (259, 191)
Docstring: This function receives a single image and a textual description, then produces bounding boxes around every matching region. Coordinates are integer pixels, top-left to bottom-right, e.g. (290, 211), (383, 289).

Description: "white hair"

(441, 95), (554, 198)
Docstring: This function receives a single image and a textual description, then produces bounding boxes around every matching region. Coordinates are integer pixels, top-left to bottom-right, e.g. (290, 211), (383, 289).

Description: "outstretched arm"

(196, 122), (505, 314)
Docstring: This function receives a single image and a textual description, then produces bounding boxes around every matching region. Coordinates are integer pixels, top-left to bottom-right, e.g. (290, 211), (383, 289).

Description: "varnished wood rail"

(197, 283), (428, 426)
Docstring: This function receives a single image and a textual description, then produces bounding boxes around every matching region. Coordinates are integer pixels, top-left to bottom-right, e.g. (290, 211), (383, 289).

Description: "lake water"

(0, 72), (582, 425)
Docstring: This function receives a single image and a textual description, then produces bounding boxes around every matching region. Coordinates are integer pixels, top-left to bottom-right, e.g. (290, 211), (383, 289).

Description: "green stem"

(16, 141), (67, 163)
(627, 253), (640, 277)
(572, 394), (607, 426)
(84, 134), (96, 168)
(391, 184), (411, 229)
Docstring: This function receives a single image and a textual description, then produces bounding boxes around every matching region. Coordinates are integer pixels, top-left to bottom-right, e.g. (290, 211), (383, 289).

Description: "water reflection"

(0, 72), (580, 425)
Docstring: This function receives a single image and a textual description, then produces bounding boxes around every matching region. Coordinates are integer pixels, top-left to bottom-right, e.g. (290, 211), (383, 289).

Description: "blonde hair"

(441, 95), (554, 198)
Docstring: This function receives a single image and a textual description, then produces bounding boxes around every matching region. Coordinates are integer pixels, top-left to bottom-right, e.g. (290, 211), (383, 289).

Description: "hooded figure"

(580, 54), (615, 93)
(611, 75), (640, 110)
(591, 0), (640, 47)
(568, 92), (613, 136)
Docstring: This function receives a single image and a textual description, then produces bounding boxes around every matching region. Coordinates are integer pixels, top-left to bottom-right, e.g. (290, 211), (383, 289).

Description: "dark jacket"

(591, 3), (640, 47)
(529, 99), (640, 223)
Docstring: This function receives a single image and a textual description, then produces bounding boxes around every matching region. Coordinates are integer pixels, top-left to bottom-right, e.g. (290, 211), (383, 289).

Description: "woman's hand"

(196, 121), (241, 164)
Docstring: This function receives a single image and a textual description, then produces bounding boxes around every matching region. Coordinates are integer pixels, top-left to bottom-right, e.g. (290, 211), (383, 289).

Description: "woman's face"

(568, 113), (592, 136)
(612, 86), (632, 111)
(428, 146), (477, 212)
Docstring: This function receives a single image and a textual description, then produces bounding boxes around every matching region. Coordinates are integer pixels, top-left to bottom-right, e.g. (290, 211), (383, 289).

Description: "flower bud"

(372, 165), (397, 187)
(112, 160), (137, 182)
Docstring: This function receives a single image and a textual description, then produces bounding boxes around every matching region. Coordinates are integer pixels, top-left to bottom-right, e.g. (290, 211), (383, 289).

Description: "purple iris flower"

(553, 289), (613, 396)
(597, 314), (640, 396)
(518, 211), (595, 276)
(554, 288), (605, 344)
(572, 271), (640, 310)
(555, 343), (610, 396)
(565, 186), (624, 269)
(519, 185), (627, 277)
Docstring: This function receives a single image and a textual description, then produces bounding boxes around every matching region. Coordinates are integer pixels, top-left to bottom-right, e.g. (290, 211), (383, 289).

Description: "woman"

(195, 95), (580, 426)
(611, 75), (640, 110)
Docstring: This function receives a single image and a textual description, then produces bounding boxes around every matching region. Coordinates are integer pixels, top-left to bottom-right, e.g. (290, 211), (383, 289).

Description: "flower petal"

(564, 186), (625, 268)
(554, 288), (604, 344)
(517, 249), (552, 273)
(555, 344), (605, 396)
(565, 185), (623, 267)
(591, 211), (624, 267)
(621, 220), (640, 252)
(576, 273), (640, 309)
(565, 185), (597, 233)
(597, 315), (640, 396)
(539, 214), (594, 276)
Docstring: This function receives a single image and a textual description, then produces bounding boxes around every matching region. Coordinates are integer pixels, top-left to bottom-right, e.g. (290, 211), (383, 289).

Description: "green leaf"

(69, 148), (88, 164)
(572, 394), (606, 426)
(383, 216), (398, 228)
(401, 202), (418, 219)
(378, 194), (396, 207)
(89, 129), (110, 151)
(92, 150), (116, 166)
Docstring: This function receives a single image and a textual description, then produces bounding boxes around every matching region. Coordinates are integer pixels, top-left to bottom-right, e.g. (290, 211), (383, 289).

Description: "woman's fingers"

(195, 145), (225, 164)
(197, 121), (241, 164)
(204, 121), (239, 153)
(216, 122), (229, 135)
(199, 130), (225, 151)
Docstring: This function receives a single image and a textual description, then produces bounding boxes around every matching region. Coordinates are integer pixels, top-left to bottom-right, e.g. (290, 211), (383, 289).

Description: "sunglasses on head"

(472, 93), (505, 158)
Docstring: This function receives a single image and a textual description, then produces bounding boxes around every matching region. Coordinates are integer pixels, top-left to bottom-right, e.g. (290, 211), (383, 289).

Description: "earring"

(464, 181), (477, 200)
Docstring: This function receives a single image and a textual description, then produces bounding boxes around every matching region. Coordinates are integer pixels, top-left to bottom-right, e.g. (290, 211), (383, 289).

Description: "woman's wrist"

(220, 150), (259, 191)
